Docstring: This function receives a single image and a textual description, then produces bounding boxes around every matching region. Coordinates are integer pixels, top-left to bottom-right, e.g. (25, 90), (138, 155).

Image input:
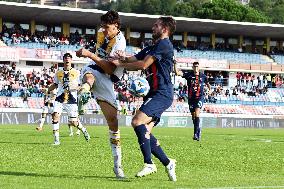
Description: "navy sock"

(150, 134), (170, 166)
(134, 124), (152, 164)
(192, 117), (196, 134)
(194, 117), (200, 134)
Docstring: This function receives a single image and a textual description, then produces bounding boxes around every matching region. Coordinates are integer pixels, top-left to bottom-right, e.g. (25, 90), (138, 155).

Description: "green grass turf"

(0, 125), (283, 189)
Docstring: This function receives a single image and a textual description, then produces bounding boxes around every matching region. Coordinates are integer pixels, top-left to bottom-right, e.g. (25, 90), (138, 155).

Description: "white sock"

(53, 122), (60, 142)
(109, 130), (122, 167)
(53, 130), (60, 142)
(77, 121), (86, 132)
(68, 124), (73, 134)
(39, 117), (45, 128)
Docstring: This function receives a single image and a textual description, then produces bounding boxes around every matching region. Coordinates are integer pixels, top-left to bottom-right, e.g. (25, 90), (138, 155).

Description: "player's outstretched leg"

(150, 134), (177, 181)
(109, 130), (125, 179)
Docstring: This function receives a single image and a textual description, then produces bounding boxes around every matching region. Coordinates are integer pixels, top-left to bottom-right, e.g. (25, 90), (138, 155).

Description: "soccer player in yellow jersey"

(76, 10), (125, 178)
(47, 53), (90, 145)
(36, 87), (81, 136)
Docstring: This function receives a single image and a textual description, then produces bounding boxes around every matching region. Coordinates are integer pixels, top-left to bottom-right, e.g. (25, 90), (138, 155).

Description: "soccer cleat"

(36, 126), (43, 131)
(165, 159), (177, 182)
(52, 141), (60, 146)
(193, 134), (200, 141)
(136, 163), (157, 177)
(113, 166), (125, 179)
(69, 132), (74, 137)
(78, 91), (91, 115)
(83, 130), (90, 142)
(76, 129), (81, 136)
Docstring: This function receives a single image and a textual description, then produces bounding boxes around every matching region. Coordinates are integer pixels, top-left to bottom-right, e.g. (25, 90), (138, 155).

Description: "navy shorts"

(188, 97), (205, 112)
(140, 92), (173, 126)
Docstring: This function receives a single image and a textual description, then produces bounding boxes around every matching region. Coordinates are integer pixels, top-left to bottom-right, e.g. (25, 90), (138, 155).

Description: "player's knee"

(131, 118), (139, 127)
(106, 115), (118, 125)
(150, 138), (160, 147)
(69, 118), (78, 126)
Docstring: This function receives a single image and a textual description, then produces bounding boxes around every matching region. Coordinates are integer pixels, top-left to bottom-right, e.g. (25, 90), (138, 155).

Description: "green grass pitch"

(0, 125), (283, 189)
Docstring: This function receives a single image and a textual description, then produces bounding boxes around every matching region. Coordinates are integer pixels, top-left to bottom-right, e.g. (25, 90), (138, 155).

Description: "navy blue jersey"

(135, 38), (174, 96)
(182, 71), (208, 100)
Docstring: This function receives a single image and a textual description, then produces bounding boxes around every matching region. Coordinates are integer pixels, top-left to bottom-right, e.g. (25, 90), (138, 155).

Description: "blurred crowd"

(0, 63), (55, 98)
(0, 23), (96, 49)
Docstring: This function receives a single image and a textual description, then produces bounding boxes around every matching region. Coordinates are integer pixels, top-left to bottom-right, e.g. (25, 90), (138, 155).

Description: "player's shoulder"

(117, 31), (126, 41)
(70, 68), (80, 76)
(56, 70), (64, 77)
(116, 31), (126, 45)
(70, 68), (80, 73)
(157, 38), (172, 47)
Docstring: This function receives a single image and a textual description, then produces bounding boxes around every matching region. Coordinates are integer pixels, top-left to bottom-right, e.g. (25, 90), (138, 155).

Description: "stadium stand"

(0, 2), (284, 117)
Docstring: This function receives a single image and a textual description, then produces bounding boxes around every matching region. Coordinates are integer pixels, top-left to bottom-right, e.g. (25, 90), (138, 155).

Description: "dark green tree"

(269, 4), (284, 24)
(195, 0), (270, 23)
(173, 2), (193, 17)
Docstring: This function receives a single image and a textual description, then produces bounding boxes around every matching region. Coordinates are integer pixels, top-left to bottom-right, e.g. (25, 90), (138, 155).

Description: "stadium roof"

(1, 1), (284, 39)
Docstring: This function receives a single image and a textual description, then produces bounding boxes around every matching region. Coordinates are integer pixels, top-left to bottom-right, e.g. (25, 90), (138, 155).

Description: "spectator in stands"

(236, 72), (241, 86)
(258, 73), (263, 89)
(225, 89), (230, 97)
(266, 74), (272, 88)
(232, 87), (238, 96)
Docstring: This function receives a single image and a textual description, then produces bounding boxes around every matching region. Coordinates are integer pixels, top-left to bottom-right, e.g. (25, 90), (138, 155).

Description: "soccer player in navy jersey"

(111, 16), (177, 181)
(175, 61), (211, 141)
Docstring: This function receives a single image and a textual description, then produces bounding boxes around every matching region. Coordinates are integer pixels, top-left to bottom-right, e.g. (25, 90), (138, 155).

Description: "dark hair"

(158, 16), (176, 36)
(193, 61), (199, 66)
(63, 53), (72, 60)
(101, 10), (121, 28)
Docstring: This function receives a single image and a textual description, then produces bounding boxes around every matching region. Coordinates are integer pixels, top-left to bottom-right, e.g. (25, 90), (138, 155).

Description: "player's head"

(152, 16), (176, 40)
(192, 61), (199, 73)
(63, 53), (72, 70)
(100, 10), (121, 38)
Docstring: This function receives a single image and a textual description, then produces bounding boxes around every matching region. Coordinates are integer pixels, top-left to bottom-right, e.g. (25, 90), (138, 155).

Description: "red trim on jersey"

(189, 82), (193, 98)
(151, 64), (158, 91)
(195, 74), (200, 98)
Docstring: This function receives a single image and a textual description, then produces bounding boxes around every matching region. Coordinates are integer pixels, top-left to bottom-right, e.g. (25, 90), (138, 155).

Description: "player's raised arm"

(76, 48), (116, 74)
(173, 60), (183, 77)
(114, 50), (138, 63)
(111, 54), (155, 71)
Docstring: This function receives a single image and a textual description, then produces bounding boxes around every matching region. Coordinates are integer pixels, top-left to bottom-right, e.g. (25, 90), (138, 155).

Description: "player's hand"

(76, 48), (91, 58)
